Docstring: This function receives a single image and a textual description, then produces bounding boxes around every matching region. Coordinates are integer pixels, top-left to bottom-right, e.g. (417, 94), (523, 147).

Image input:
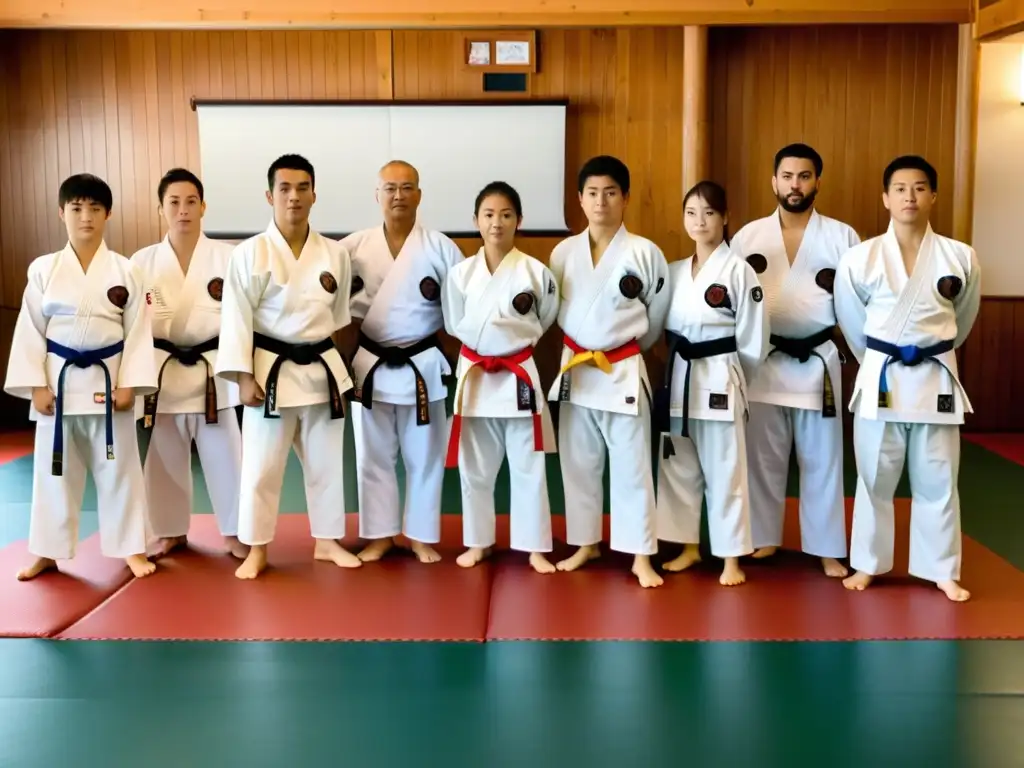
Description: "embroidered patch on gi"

(655, 277), (665, 293)
(319, 271), (338, 294)
(351, 275), (364, 295)
(815, 268), (836, 294)
(709, 393), (728, 410)
(107, 285), (129, 309)
(625, 396), (636, 405)
(704, 283), (730, 309)
(207, 277), (223, 301)
(751, 286), (763, 303)
(420, 276), (441, 301)
(937, 275), (963, 300)
(517, 379), (534, 411)
(93, 392), (107, 404)
(145, 291), (153, 306)
(619, 274), (643, 300)
(512, 291), (535, 315)
(937, 394), (954, 413)
(546, 278), (556, 295)
(746, 253), (768, 274)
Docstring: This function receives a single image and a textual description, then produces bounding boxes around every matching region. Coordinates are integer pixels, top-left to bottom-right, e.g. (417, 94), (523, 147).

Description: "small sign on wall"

(462, 31), (537, 74)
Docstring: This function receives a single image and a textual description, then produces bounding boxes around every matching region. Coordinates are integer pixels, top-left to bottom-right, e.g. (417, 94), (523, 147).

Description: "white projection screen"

(194, 100), (570, 237)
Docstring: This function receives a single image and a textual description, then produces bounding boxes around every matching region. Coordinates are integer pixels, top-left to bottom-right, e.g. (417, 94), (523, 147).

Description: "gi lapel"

(167, 236), (199, 340)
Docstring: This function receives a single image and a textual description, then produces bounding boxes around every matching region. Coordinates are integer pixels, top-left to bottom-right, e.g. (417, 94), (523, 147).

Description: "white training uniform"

(4, 242), (157, 561)
(215, 221), (354, 547)
(341, 223), (463, 545)
(655, 242), (769, 558)
(834, 221), (981, 583)
(547, 224), (671, 556)
(131, 234), (242, 541)
(442, 247), (559, 554)
(730, 209), (861, 559)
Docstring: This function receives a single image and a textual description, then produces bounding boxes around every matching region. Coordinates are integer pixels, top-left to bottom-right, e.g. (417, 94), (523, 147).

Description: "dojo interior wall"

(0, 24), (1007, 430)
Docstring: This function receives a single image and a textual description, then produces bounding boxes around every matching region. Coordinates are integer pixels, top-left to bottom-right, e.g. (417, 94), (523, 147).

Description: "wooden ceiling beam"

(0, 0), (971, 29)
(976, 0), (1024, 41)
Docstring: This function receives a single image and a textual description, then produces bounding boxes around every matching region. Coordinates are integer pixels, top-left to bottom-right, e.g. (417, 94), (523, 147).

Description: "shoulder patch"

(107, 285), (129, 309)
(619, 274), (644, 300)
(936, 275), (963, 301)
(746, 253), (768, 274)
(419, 276), (441, 302)
(512, 291), (535, 315)
(751, 286), (763, 303)
(704, 283), (731, 310)
(207, 277), (223, 301)
(814, 268), (836, 294)
(319, 271), (338, 294)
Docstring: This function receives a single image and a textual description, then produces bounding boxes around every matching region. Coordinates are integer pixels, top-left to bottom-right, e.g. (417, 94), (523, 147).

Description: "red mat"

(57, 514), (493, 642)
(0, 537), (135, 638)
(485, 499), (1024, 642)
(0, 431), (33, 465)
(964, 433), (1024, 467)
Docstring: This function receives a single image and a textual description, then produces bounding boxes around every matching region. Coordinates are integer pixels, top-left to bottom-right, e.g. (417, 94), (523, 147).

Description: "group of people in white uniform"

(4, 142), (980, 604)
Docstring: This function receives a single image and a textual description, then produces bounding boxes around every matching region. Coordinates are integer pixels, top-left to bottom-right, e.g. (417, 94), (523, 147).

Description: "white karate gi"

(730, 210), (861, 558)
(654, 242), (769, 558)
(4, 242), (157, 560)
(834, 222), (981, 583)
(131, 234), (242, 540)
(442, 248), (559, 554)
(341, 223), (463, 545)
(215, 221), (354, 547)
(546, 225), (672, 556)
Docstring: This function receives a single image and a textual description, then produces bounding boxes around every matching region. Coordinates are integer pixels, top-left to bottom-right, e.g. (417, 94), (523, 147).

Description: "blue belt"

(46, 338), (125, 476)
(866, 336), (955, 409)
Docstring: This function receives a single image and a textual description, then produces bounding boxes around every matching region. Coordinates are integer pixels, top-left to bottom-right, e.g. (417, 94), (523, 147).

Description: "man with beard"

(729, 143), (860, 578)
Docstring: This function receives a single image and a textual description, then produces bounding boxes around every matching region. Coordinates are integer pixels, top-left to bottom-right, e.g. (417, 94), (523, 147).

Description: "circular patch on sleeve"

(419, 276), (441, 301)
(107, 285), (129, 309)
(319, 271), (338, 294)
(937, 275), (963, 300)
(815, 268), (836, 294)
(704, 283), (730, 309)
(751, 286), (763, 303)
(512, 291), (535, 315)
(746, 253), (768, 274)
(619, 274), (644, 299)
(351, 275), (364, 295)
(207, 277), (223, 301)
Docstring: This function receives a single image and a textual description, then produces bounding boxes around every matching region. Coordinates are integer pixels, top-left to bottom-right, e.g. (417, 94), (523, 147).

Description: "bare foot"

(529, 552), (556, 574)
(410, 540), (442, 563)
(126, 554), (157, 578)
(632, 555), (664, 588)
(937, 580), (971, 602)
(720, 557), (746, 586)
(150, 535), (187, 558)
(16, 557), (57, 581)
(225, 536), (250, 560)
(357, 538), (394, 562)
(556, 544), (600, 572)
(663, 543), (702, 572)
(313, 539), (362, 568)
(456, 547), (490, 568)
(822, 557), (849, 578)
(752, 546), (777, 559)
(235, 545), (268, 579)
(843, 571), (873, 591)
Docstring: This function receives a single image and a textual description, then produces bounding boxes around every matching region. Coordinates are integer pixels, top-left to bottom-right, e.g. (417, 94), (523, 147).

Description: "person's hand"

(113, 387), (135, 411)
(239, 373), (265, 407)
(32, 387), (55, 415)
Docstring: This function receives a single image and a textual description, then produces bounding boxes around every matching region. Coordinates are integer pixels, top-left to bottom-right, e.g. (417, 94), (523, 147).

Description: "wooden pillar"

(682, 25), (709, 194)
(952, 22), (979, 244)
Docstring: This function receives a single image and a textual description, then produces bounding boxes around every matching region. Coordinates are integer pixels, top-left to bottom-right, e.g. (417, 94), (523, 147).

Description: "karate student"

(547, 155), (672, 588)
(442, 181), (559, 573)
(730, 143), (860, 578)
(131, 168), (245, 560)
(340, 160), (463, 564)
(4, 173), (157, 580)
(216, 154), (359, 580)
(655, 181), (769, 586)
(834, 155), (980, 602)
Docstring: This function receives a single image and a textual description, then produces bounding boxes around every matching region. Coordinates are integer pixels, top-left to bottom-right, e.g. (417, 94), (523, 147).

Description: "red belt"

(444, 345), (542, 469)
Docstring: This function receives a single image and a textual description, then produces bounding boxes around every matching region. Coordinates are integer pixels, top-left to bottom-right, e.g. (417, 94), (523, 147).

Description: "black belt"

(143, 336), (221, 428)
(767, 325), (837, 418)
(866, 336), (956, 411)
(654, 330), (737, 459)
(253, 333), (345, 420)
(357, 331), (447, 426)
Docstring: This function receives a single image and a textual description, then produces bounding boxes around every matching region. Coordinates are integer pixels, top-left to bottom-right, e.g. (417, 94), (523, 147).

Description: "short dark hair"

(578, 155), (630, 196)
(268, 154), (315, 190)
(774, 143), (823, 176)
(58, 174), (113, 212)
(474, 181), (523, 219)
(158, 168), (204, 203)
(683, 180), (730, 242)
(883, 155), (937, 191)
